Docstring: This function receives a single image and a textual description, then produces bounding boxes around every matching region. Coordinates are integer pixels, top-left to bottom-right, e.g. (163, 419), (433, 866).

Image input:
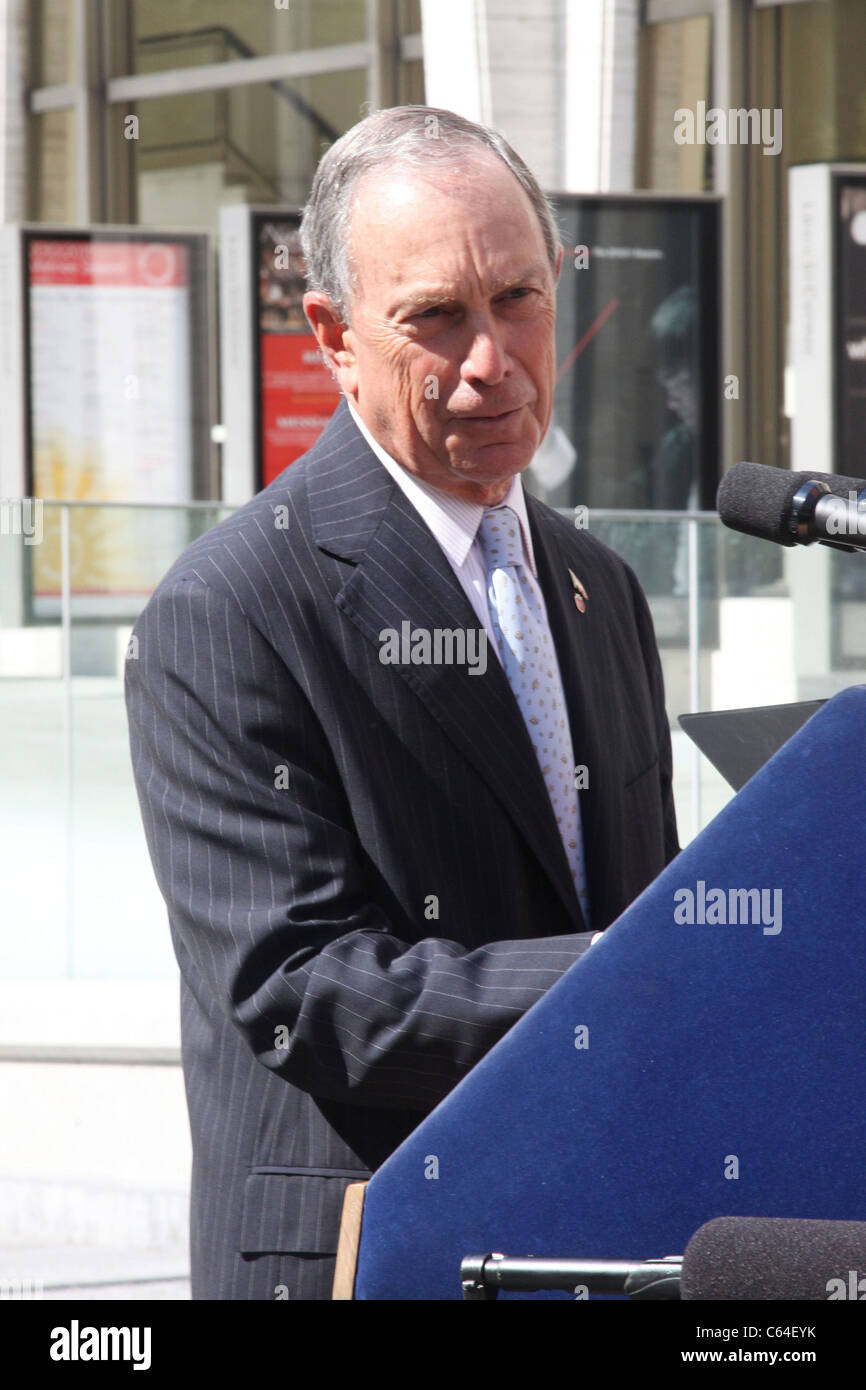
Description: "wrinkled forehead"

(346, 156), (550, 305)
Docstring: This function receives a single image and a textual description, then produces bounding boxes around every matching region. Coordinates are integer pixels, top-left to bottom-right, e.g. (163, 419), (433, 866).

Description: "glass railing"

(0, 501), (233, 985)
(586, 508), (866, 843)
(2, 501), (864, 983)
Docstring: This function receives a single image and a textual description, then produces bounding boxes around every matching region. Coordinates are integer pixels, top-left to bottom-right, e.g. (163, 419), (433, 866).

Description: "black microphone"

(462, 1216), (866, 1300)
(681, 1216), (866, 1300)
(459, 1252), (682, 1299)
(717, 461), (866, 551)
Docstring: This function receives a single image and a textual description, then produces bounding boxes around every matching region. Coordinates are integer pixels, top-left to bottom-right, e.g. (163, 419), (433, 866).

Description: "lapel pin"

(568, 568), (588, 614)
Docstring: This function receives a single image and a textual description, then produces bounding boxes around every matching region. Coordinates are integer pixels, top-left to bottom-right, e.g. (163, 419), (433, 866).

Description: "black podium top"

(679, 699), (826, 790)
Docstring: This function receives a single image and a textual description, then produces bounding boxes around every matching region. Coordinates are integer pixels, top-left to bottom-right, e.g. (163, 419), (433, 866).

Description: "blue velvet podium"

(341, 687), (866, 1300)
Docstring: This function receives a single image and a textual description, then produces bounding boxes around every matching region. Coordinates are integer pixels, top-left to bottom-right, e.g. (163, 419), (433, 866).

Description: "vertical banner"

(537, 195), (720, 515)
(29, 237), (193, 504)
(532, 196), (720, 619)
(791, 164), (866, 671)
(836, 178), (866, 479)
(255, 217), (340, 488)
(834, 174), (866, 667)
(22, 229), (213, 614)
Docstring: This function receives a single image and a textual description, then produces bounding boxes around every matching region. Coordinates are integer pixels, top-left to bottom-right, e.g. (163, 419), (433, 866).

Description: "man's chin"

(445, 440), (536, 486)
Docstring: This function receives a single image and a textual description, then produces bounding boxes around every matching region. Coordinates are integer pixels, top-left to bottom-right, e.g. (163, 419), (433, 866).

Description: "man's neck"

(344, 395), (518, 508)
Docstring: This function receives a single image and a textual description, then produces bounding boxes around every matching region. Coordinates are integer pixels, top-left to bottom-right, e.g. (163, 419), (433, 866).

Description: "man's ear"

(554, 242), (563, 286)
(303, 291), (357, 392)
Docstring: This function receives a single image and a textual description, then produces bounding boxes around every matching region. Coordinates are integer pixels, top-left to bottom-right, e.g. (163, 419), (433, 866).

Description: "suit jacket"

(125, 398), (679, 1299)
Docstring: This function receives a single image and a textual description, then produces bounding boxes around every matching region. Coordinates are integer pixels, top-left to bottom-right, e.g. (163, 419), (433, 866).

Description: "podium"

(334, 687), (866, 1300)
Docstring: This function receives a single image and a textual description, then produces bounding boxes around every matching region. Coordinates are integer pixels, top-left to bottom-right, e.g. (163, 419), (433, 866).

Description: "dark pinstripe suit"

(125, 398), (679, 1299)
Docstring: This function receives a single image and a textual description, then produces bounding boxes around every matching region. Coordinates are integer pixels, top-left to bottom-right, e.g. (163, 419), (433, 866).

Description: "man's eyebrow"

(389, 266), (550, 314)
(491, 265), (549, 291)
(391, 287), (459, 311)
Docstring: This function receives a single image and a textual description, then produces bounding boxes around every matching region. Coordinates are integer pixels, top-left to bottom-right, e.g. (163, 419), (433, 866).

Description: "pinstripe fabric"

(125, 398), (679, 1300)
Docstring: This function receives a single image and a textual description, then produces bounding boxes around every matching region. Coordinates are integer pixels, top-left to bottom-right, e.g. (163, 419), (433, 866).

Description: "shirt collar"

(345, 395), (538, 578)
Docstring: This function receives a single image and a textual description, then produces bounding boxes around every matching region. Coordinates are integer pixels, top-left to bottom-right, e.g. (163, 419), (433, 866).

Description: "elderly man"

(125, 105), (679, 1301)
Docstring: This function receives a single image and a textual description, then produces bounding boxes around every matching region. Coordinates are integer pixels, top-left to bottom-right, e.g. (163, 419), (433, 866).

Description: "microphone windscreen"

(716, 462), (805, 545)
(717, 461), (866, 546)
(681, 1216), (866, 1300)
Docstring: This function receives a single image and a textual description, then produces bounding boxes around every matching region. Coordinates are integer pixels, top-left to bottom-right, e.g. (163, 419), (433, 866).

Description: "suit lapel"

(306, 400), (583, 927)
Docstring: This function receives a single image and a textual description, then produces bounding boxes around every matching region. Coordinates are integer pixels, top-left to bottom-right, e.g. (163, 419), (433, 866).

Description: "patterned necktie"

(476, 505), (590, 922)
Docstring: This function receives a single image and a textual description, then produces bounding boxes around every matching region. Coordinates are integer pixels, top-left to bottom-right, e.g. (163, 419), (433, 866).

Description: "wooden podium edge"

(332, 1181), (367, 1300)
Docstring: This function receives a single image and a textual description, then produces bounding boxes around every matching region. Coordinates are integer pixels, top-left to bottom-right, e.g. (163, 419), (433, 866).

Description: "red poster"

(260, 333), (340, 486)
(29, 238), (188, 288)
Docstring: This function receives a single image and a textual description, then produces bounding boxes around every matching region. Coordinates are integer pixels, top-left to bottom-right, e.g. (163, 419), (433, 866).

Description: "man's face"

(304, 155), (562, 506)
(659, 365), (699, 436)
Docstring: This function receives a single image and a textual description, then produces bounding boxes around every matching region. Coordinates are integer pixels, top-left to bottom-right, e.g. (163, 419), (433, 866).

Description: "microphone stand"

(460, 1252), (683, 1300)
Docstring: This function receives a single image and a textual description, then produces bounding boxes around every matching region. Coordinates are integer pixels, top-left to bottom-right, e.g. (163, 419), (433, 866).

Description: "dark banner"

(531, 195), (720, 515)
(836, 178), (866, 481)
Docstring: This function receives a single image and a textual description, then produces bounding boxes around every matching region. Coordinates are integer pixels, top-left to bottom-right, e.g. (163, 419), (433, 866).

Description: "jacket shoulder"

(143, 410), (357, 612)
(527, 492), (643, 591)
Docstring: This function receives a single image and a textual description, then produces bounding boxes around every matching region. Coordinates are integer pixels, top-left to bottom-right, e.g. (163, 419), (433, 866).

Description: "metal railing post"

(60, 503), (74, 977)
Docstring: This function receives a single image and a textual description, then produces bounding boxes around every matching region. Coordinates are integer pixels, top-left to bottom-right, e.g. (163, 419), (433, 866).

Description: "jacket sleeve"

(125, 575), (593, 1115)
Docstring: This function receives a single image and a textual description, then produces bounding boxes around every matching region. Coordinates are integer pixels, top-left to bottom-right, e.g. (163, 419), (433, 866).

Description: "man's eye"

(416, 306), (444, 319)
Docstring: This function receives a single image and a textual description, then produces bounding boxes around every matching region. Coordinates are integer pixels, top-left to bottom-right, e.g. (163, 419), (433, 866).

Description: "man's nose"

(460, 315), (508, 385)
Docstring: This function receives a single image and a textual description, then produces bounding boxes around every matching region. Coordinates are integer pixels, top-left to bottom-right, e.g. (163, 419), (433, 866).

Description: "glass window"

(32, 0), (76, 86)
(751, 0), (866, 476)
(398, 0), (422, 32)
(636, 0), (866, 481)
(398, 59), (425, 106)
(122, 70), (368, 230)
(30, 109), (77, 222)
(121, 0), (367, 76)
(635, 16), (713, 194)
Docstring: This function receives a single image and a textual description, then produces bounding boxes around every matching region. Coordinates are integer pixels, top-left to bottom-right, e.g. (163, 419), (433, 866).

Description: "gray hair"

(299, 105), (561, 323)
